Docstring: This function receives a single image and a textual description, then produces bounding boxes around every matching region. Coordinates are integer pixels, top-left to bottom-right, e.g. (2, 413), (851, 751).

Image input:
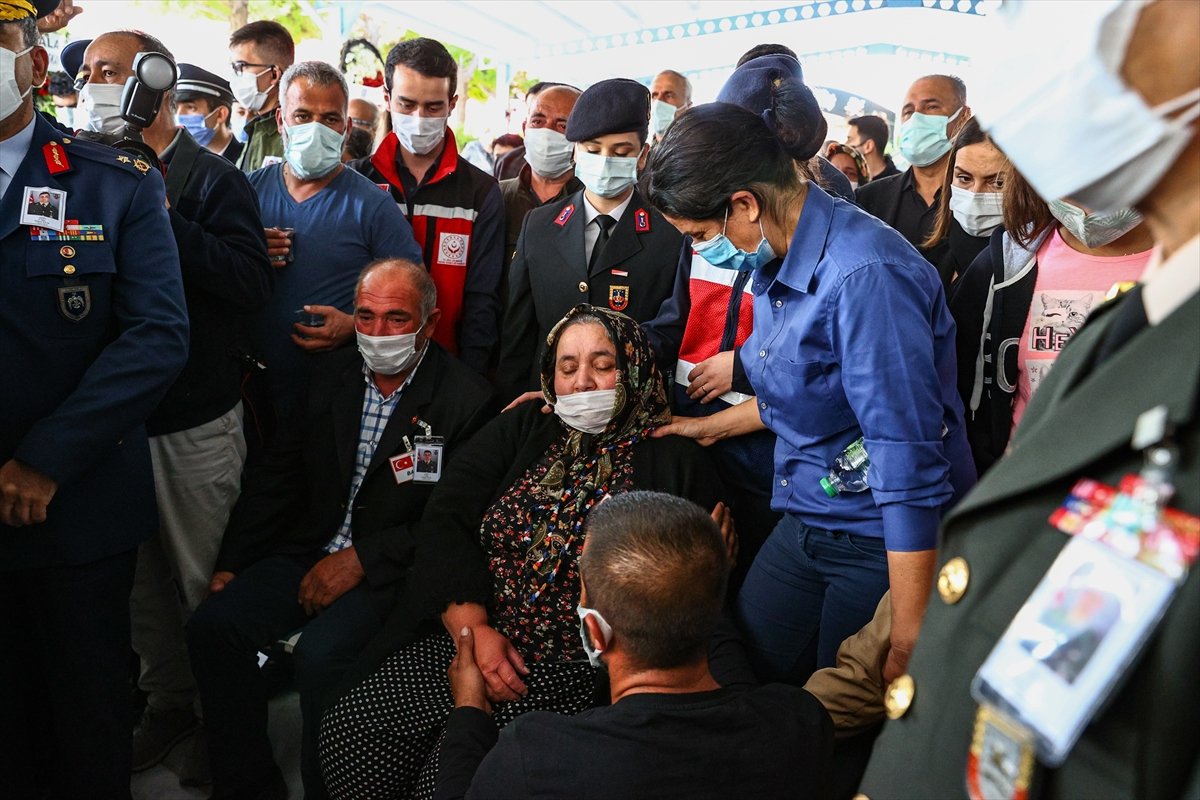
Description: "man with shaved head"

(856, 74), (971, 268)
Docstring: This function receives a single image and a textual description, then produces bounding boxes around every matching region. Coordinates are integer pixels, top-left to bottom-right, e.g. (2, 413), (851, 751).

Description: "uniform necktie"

(588, 214), (616, 271)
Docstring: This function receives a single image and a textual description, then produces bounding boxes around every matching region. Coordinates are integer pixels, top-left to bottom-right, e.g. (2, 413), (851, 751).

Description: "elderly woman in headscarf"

(318, 305), (723, 800)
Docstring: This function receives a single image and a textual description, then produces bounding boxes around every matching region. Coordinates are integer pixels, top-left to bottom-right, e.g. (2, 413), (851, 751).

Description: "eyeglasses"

(231, 61), (274, 76)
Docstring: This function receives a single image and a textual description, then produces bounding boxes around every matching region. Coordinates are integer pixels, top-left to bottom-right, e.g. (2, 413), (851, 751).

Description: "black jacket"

(341, 403), (724, 683)
(497, 188), (684, 399)
(937, 216), (991, 291)
(855, 168), (950, 267)
(149, 129), (273, 436)
(948, 227), (1047, 474)
(215, 344), (498, 615)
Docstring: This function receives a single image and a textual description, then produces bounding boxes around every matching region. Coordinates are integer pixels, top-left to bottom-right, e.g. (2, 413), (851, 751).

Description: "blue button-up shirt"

(741, 185), (976, 551)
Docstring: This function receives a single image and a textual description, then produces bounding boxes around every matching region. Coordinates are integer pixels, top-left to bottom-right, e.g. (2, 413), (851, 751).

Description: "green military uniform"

(237, 108), (282, 173)
(861, 288), (1200, 799)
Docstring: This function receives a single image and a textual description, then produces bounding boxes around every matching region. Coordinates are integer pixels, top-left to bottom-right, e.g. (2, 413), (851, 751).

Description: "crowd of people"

(1, 0), (1197, 799)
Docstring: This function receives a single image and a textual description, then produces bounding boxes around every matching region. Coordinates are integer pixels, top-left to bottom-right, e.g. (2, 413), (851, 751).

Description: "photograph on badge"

(413, 447), (441, 482)
(20, 186), (67, 232)
(974, 536), (1176, 764)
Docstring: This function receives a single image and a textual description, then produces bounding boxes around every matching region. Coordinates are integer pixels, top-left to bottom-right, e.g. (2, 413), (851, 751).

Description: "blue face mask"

(692, 207), (777, 272)
(898, 107), (963, 167)
(175, 110), (217, 147)
(282, 121), (345, 179)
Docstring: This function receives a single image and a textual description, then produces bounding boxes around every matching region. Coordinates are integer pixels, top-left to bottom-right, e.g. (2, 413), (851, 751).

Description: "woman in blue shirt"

(646, 103), (976, 685)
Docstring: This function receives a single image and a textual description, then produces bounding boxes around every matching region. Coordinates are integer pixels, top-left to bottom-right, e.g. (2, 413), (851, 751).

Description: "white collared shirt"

(582, 190), (634, 266)
(0, 114), (36, 202)
(1141, 234), (1200, 326)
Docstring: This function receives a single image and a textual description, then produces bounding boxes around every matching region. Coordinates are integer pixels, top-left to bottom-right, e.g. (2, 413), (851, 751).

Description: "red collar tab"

(370, 128), (461, 194)
(555, 203), (575, 226)
(44, 141), (71, 175)
(634, 208), (650, 232)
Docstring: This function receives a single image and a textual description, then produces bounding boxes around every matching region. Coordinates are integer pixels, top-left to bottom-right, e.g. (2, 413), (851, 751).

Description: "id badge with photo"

(412, 436), (444, 483)
(972, 471), (1198, 767)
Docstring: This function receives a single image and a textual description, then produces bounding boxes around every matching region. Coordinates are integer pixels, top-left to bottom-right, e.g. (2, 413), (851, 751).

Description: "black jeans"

(0, 549), (138, 800)
(187, 553), (382, 800)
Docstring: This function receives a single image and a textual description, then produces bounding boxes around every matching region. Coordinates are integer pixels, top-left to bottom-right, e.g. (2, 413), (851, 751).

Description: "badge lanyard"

(967, 406), (1199, 799)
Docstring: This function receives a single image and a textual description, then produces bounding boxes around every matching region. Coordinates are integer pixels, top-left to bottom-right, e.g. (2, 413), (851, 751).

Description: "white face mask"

(1, 46), (33, 123)
(77, 83), (126, 135)
(553, 388), (617, 434)
(848, 180), (859, 192)
(391, 111), (447, 155)
(650, 99), (678, 137)
(1047, 199), (1144, 249)
(282, 121), (345, 180)
(523, 126), (574, 179)
(573, 151), (639, 199)
(356, 330), (423, 376)
(230, 68), (272, 114)
(949, 186), (1005, 238)
(978, 0), (1200, 214)
(576, 604), (613, 668)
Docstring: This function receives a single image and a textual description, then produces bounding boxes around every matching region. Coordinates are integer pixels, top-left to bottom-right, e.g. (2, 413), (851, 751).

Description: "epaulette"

(53, 135), (154, 178)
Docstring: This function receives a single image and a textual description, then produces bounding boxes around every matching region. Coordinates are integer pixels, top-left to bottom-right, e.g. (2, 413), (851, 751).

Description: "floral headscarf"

(826, 141), (871, 184)
(520, 305), (670, 601)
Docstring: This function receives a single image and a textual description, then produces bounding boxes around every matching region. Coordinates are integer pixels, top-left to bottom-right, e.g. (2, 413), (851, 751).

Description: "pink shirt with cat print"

(1012, 228), (1152, 428)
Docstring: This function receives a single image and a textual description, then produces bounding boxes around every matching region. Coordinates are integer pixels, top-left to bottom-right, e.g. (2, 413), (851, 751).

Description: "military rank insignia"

(57, 285), (92, 322)
(634, 208), (650, 232)
(43, 141), (71, 175)
(555, 203), (575, 226)
(608, 285), (629, 311)
(133, 159), (152, 174)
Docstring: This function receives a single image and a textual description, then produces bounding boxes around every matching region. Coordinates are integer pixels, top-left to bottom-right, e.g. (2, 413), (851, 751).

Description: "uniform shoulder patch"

(60, 137), (151, 177)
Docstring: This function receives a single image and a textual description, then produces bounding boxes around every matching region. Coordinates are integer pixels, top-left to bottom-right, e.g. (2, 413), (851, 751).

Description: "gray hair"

(356, 259), (437, 322)
(7, 16), (38, 48)
(279, 60), (348, 114)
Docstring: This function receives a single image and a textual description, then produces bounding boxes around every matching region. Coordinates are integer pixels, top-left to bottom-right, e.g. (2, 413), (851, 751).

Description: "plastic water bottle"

(820, 437), (870, 497)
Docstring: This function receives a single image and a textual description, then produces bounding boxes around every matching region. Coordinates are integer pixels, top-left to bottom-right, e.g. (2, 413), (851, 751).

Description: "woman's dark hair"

(645, 102), (803, 224)
(922, 116), (1006, 248)
(1002, 167), (1057, 249)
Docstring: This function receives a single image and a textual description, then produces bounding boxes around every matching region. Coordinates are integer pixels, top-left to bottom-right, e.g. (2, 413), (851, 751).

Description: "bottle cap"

(820, 477), (838, 497)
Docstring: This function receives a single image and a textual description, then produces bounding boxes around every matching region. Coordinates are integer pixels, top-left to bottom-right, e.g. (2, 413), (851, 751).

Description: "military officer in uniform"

(497, 78), (684, 400)
(0, 2), (189, 796)
(861, 2), (1200, 798)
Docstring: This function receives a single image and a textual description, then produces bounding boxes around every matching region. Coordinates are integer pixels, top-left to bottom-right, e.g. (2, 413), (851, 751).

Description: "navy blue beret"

(59, 37), (90, 79)
(717, 54), (826, 160)
(566, 78), (650, 142)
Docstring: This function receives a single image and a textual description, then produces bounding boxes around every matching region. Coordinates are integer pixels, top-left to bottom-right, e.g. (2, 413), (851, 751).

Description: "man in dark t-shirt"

(433, 492), (834, 800)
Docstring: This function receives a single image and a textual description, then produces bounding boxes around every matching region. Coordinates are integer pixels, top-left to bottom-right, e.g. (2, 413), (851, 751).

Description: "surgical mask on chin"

(1047, 199), (1144, 249)
(1, 46), (33, 123)
(948, 186), (1005, 238)
(77, 83), (127, 135)
(978, 0), (1200, 214)
(391, 112), (447, 155)
(650, 99), (677, 137)
(230, 69), (271, 114)
(523, 126), (574, 178)
(692, 208), (777, 272)
(573, 151), (639, 199)
(898, 107), (963, 167)
(357, 330), (422, 376)
(175, 109), (218, 147)
(553, 388), (617, 434)
(576, 605), (613, 668)
(282, 121), (345, 179)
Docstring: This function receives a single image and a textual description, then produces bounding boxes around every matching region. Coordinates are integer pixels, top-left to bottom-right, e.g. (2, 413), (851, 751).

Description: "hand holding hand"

(448, 626), (492, 713)
(686, 351), (736, 404)
(471, 624), (529, 703)
(0, 459), (58, 527)
(292, 306), (354, 352)
(297, 547), (365, 614)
